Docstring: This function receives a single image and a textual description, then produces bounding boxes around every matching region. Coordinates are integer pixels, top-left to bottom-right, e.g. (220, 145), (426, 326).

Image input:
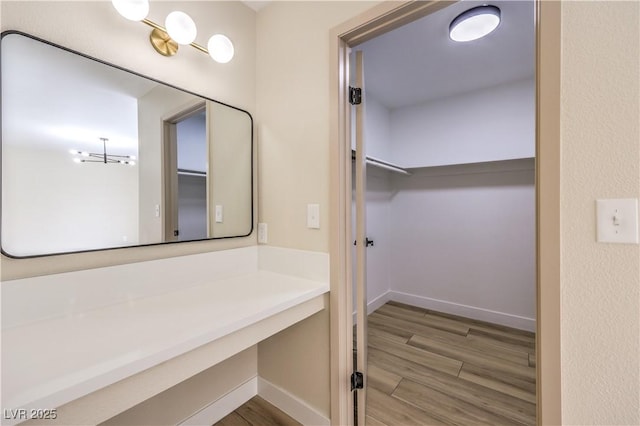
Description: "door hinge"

(353, 238), (374, 247)
(349, 87), (362, 105)
(174, 229), (179, 237)
(351, 371), (364, 391)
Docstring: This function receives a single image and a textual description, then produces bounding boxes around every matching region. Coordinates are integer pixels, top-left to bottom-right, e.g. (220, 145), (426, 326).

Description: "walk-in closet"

(351, 1), (537, 424)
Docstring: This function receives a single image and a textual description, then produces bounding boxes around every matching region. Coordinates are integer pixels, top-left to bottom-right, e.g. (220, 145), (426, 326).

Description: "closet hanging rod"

(365, 156), (411, 175)
(177, 168), (206, 177)
(351, 150), (411, 175)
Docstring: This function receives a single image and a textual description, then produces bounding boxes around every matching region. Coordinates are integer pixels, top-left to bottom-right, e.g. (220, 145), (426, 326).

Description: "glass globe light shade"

(207, 34), (234, 64)
(111, 0), (149, 21)
(165, 11), (197, 45)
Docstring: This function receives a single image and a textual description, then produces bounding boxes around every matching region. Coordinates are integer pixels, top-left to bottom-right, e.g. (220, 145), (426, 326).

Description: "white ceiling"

(358, 0), (535, 109)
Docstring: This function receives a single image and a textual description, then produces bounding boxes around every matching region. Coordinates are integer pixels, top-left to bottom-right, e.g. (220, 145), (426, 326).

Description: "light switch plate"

(215, 205), (223, 223)
(596, 198), (639, 244)
(258, 223), (268, 244)
(307, 204), (320, 229)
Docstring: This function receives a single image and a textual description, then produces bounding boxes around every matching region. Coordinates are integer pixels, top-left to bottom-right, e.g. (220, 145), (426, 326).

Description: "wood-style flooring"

(215, 302), (536, 426)
(215, 396), (301, 426)
(365, 301), (536, 425)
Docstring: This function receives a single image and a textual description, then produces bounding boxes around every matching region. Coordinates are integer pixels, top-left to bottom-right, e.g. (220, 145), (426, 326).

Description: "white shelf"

(2, 271), (329, 425)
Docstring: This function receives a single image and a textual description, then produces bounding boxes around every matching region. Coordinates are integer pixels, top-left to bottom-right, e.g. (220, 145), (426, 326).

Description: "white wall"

(360, 75), (535, 330)
(2, 145), (139, 256)
(177, 112), (207, 172)
(364, 94), (392, 160)
(389, 161), (536, 330)
(390, 78), (535, 167)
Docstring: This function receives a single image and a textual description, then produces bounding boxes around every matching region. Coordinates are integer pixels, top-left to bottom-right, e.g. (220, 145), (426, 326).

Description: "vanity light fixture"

(111, 0), (235, 63)
(449, 5), (501, 42)
(70, 138), (136, 165)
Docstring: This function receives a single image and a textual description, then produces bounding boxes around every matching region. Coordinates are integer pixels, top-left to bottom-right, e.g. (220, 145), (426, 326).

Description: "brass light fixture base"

(149, 28), (178, 57)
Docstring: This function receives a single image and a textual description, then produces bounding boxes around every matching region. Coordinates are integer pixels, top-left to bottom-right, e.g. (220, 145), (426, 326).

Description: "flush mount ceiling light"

(111, 0), (235, 63)
(449, 5), (501, 42)
(70, 138), (136, 165)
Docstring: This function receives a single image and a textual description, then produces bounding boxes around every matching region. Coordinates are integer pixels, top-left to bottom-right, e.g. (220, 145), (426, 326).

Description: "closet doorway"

(163, 103), (208, 242)
(338, 1), (549, 425)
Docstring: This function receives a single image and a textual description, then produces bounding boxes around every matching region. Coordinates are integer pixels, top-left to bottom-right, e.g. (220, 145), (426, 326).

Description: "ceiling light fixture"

(449, 5), (501, 42)
(70, 138), (136, 165)
(111, 0), (235, 63)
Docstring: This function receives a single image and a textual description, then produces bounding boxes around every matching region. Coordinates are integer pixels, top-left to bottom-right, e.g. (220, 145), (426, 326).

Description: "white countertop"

(2, 270), (329, 414)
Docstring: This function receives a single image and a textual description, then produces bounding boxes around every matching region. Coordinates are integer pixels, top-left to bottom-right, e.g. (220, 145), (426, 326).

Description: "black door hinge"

(349, 87), (362, 105)
(174, 229), (179, 237)
(351, 371), (364, 391)
(353, 238), (374, 247)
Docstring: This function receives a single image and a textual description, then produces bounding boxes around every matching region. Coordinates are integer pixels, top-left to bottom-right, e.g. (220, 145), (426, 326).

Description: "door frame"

(328, 1), (562, 425)
(162, 101), (206, 242)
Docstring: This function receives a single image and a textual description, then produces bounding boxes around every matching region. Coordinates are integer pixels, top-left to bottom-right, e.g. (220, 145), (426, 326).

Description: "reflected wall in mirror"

(1, 32), (253, 258)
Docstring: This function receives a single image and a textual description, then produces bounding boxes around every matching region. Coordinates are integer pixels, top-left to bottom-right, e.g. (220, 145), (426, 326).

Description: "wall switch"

(596, 198), (639, 244)
(215, 205), (223, 223)
(307, 204), (320, 229)
(258, 223), (268, 244)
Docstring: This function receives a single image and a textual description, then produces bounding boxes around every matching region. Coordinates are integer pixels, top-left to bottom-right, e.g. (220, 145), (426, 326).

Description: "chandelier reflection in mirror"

(70, 138), (136, 165)
(111, 0), (235, 64)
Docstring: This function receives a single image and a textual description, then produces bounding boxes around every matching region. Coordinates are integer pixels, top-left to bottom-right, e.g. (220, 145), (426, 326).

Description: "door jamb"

(328, 1), (562, 425)
(162, 101), (206, 242)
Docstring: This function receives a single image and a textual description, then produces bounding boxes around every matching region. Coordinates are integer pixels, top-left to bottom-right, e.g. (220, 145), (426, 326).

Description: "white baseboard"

(258, 377), (330, 426)
(353, 290), (392, 324)
(179, 377), (257, 425)
(389, 291), (536, 332)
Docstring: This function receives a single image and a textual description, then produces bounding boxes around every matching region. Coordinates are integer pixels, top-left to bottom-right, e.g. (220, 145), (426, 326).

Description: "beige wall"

(0, 1), (257, 279)
(254, 2), (377, 413)
(256, 0), (378, 253)
(560, 1), (640, 424)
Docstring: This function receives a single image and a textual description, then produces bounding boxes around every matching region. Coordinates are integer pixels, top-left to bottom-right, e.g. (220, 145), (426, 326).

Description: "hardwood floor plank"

(235, 397), (301, 426)
(369, 325), (411, 344)
(376, 303), (426, 319)
(371, 312), (530, 367)
(466, 330), (536, 355)
(366, 415), (389, 426)
(369, 312), (465, 342)
(528, 353), (536, 368)
(467, 328), (535, 349)
(215, 411), (251, 426)
(368, 348), (536, 425)
(367, 363), (403, 395)
(366, 386), (445, 425)
(387, 300), (429, 315)
(424, 310), (535, 339)
(461, 362), (536, 391)
(393, 379), (527, 426)
(408, 334), (535, 380)
(459, 367), (536, 404)
(368, 333), (462, 377)
(374, 306), (470, 336)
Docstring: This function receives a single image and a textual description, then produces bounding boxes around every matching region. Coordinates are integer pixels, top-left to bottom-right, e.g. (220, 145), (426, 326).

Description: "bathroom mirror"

(1, 32), (253, 258)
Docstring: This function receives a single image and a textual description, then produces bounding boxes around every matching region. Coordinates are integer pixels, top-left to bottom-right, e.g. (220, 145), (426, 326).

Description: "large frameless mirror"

(1, 32), (253, 258)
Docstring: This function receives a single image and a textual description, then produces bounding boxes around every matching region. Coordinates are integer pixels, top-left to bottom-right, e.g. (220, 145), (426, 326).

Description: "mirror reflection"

(1, 32), (253, 258)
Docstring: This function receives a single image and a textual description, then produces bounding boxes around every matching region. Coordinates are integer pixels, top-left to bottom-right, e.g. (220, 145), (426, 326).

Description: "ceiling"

(358, 0), (535, 109)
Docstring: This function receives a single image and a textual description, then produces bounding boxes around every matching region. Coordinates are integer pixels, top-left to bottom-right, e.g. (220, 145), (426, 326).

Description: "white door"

(352, 49), (368, 426)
